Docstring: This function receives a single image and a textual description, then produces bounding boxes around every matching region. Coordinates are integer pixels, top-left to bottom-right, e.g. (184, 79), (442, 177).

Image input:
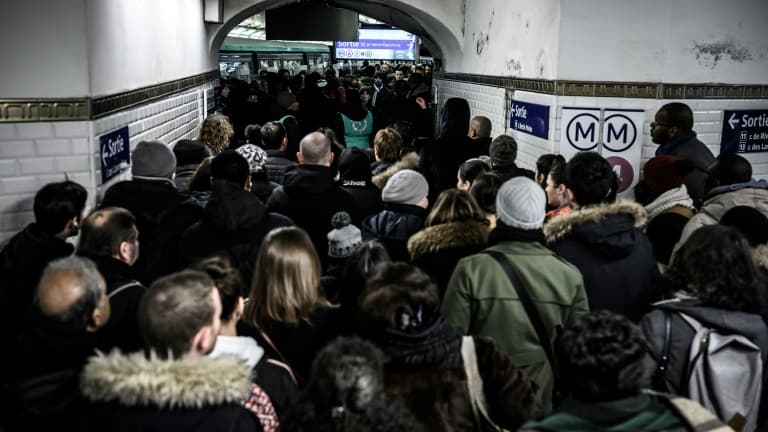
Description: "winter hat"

(338, 147), (372, 184)
(496, 176), (546, 230)
(721, 206), (768, 247)
(132, 140), (176, 179)
(235, 144), (268, 174)
(328, 212), (363, 259)
(642, 155), (695, 195)
(172, 139), (209, 167)
(381, 169), (428, 206)
(489, 135), (518, 168)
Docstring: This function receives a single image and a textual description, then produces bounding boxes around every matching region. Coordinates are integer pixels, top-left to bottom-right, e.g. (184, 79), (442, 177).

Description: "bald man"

(267, 132), (360, 268)
(468, 116), (493, 157)
(6, 256), (109, 430)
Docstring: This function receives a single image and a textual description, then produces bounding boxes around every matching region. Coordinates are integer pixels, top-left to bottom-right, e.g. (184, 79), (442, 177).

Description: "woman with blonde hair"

(196, 113), (234, 154)
(407, 189), (490, 297)
(239, 226), (341, 384)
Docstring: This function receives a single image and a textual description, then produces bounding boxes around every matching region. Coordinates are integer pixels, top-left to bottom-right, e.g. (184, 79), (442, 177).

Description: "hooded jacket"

(80, 352), (264, 432)
(264, 149), (298, 186)
(338, 147), (383, 219)
(544, 200), (661, 321)
(372, 151), (419, 190)
(267, 165), (359, 269)
(407, 220), (490, 298)
(673, 180), (768, 258)
(0, 223), (73, 357)
(362, 203), (427, 263)
(181, 179), (292, 291)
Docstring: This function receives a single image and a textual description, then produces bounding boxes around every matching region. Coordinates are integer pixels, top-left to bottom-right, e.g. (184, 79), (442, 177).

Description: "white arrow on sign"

(729, 112), (740, 130)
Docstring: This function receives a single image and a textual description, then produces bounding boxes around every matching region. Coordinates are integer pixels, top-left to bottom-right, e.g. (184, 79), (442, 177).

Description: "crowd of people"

(0, 63), (766, 432)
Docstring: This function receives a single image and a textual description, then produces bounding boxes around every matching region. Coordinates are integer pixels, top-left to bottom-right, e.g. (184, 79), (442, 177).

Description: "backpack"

(655, 311), (763, 432)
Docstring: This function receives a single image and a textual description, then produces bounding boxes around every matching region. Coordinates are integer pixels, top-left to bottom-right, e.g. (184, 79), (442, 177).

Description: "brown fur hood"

(407, 220), (490, 260)
(754, 244), (768, 270)
(80, 351), (253, 408)
(543, 199), (648, 243)
(372, 152), (419, 189)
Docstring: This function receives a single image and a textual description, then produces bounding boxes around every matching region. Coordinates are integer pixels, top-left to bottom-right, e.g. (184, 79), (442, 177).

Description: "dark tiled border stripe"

(435, 73), (767, 99)
(91, 70), (220, 118)
(0, 70), (219, 123)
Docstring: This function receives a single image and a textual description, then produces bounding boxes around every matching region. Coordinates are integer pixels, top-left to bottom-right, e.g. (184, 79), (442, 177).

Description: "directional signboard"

(509, 100), (550, 139)
(99, 126), (130, 183)
(721, 110), (768, 154)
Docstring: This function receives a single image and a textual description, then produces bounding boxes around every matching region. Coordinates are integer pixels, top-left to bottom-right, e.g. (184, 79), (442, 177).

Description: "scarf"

(373, 317), (462, 372)
(644, 185), (694, 221)
(488, 221), (546, 246)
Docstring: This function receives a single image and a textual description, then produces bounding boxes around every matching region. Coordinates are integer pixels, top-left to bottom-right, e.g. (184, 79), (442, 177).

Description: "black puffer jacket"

(265, 150), (298, 185)
(267, 165), (359, 269)
(181, 179), (292, 292)
(544, 200), (661, 321)
(362, 203), (427, 263)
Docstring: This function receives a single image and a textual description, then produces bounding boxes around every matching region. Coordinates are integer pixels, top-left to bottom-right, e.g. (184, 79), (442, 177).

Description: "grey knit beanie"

(496, 177), (546, 229)
(489, 135), (518, 168)
(381, 169), (428, 205)
(131, 140), (176, 179)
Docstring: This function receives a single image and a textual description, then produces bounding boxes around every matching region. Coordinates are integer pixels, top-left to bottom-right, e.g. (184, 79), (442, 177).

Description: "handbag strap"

(483, 251), (560, 386)
(259, 329), (302, 384)
(653, 310), (673, 390)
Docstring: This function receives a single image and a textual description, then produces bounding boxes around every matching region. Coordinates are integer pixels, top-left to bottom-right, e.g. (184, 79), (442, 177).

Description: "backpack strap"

(652, 309), (674, 390)
(483, 250), (560, 402)
(664, 396), (734, 432)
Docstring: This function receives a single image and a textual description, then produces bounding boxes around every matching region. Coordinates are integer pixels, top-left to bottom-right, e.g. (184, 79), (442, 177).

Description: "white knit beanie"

(496, 177), (546, 229)
(381, 169), (428, 205)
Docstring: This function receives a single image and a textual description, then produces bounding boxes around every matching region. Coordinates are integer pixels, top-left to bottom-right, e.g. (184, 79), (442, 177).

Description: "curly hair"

(281, 337), (423, 432)
(665, 224), (764, 312)
(557, 310), (651, 401)
(196, 113), (234, 155)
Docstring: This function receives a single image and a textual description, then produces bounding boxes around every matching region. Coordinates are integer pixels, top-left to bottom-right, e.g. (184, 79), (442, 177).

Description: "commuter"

(408, 189), (490, 298)
(419, 98), (477, 200)
(323, 211), (364, 303)
(521, 311), (730, 431)
(535, 153), (565, 189)
(81, 270), (272, 431)
(544, 151), (660, 321)
(651, 102), (715, 206)
(267, 132), (359, 269)
(235, 143), (279, 203)
(370, 127), (402, 175)
(333, 88), (374, 149)
(673, 153), (768, 257)
(467, 115), (492, 155)
(77, 207), (145, 353)
(261, 121), (298, 185)
(642, 225), (768, 431)
(180, 151), (292, 291)
(338, 147), (383, 220)
(359, 263), (542, 431)
(637, 155), (696, 269)
(5, 257), (109, 431)
(544, 157), (571, 220)
(239, 227), (342, 383)
(188, 156), (214, 192)
(196, 257), (298, 417)
(443, 177), (588, 411)
(0, 180), (86, 358)
(297, 72), (334, 137)
(172, 139), (209, 191)
(100, 140), (188, 283)
(391, 120), (417, 154)
(244, 123), (262, 146)
(317, 126), (346, 178)
(196, 113), (234, 154)
(362, 169), (429, 262)
(488, 134), (535, 182)
(469, 172), (502, 228)
(371, 71), (392, 110)
(371, 143), (420, 190)
(281, 337), (422, 432)
(456, 158), (491, 191)
(280, 114), (302, 162)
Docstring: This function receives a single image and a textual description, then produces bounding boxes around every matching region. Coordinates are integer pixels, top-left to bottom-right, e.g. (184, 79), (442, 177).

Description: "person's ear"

(244, 176), (252, 192)
(117, 241), (132, 262)
(281, 136), (288, 152)
(297, 152), (305, 164)
(86, 300), (110, 333)
(565, 187), (575, 204)
(234, 297), (245, 321)
(190, 325), (216, 356)
(328, 151), (334, 164)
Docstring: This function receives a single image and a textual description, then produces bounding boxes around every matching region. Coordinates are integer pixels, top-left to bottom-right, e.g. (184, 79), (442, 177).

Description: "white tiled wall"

(0, 82), (215, 245)
(434, 79), (768, 178)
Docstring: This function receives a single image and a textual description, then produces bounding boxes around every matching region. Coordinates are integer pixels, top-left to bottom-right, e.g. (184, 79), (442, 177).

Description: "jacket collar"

(543, 199), (647, 243)
(80, 351), (253, 408)
(372, 152), (419, 189)
(407, 220), (490, 259)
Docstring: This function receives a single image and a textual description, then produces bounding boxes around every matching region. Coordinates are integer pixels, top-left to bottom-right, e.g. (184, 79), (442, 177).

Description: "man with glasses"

(651, 102), (715, 206)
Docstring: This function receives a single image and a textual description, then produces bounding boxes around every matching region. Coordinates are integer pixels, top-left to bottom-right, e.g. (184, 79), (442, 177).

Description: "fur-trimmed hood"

(407, 220), (490, 260)
(372, 152), (419, 189)
(80, 351), (253, 409)
(544, 199), (647, 242)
